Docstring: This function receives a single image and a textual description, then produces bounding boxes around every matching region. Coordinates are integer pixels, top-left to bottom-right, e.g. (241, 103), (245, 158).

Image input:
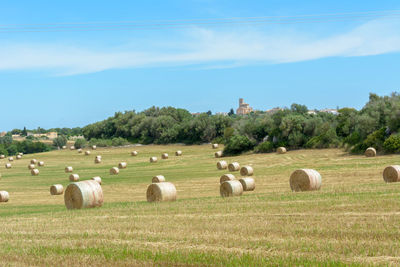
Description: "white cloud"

(0, 18), (399, 75)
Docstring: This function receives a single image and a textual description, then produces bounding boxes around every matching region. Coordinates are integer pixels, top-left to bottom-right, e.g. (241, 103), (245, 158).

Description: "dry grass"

(0, 145), (400, 266)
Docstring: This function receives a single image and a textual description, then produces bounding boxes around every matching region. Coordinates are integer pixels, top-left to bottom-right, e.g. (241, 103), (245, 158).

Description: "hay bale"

(118, 162), (127, 169)
(31, 169), (39, 176)
(16, 155), (22, 160)
(0, 191), (9, 202)
(152, 175), (166, 183)
(8, 157), (13, 162)
(65, 166), (73, 173)
(5, 163), (11, 169)
(38, 161), (44, 167)
(215, 151), (222, 158)
(175, 150), (182, 156)
(239, 177), (255, 191)
(228, 162), (240, 172)
(28, 164), (35, 170)
(212, 144), (219, 149)
(92, 145), (97, 150)
(131, 151), (138, 156)
(110, 167), (119, 175)
(70, 146), (75, 150)
(146, 182), (177, 202)
(365, 147), (376, 157)
(77, 149), (82, 153)
(94, 157), (101, 164)
(91, 176), (102, 184)
(50, 184), (64, 195)
(150, 157), (158, 163)
(277, 147), (287, 154)
(31, 159), (37, 164)
(290, 169), (322, 192)
(69, 174), (79, 182)
(240, 166), (253, 176)
(18, 152), (23, 156)
(161, 153), (169, 159)
(383, 165), (400, 183)
(64, 180), (103, 209)
(220, 174), (235, 184)
(85, 151), (91, 156)
(217, 160), (228, 170)
(62, 146), (67, 149)
(220, 180), (243, 197)
(0, 155), (4, 159)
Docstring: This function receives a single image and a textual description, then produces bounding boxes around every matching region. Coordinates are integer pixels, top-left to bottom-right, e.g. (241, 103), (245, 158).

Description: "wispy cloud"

(0, 18), (400, 75)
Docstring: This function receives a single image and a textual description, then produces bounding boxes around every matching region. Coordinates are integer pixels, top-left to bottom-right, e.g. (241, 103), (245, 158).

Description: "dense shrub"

(74, 138), (87, 149)
(383, 134), (400, 153)
(88, 137), (130, 147)
(223, 135), (255, 156)
(53, 136), (67, 148)
(254, 141), (274, 153)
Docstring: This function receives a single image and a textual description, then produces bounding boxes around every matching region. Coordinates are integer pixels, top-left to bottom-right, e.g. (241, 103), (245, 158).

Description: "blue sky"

(1, 0), (400, 131)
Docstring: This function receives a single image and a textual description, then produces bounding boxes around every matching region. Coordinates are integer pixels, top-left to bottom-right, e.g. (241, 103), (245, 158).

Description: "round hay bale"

(146, 182), (177, 202)
(277, 147), (287, 154)
(150, 157), (158, 163)
(92, 145), (97, 150)
(18, 152), (23, 156)
(365, 147), (376, 157)
(85, 151), (91, 156)
(64, 180), (103, 209)
(383, 165), (400, 183)
(16, 155), (22, 160)
(69, 174), (79, 182)
(70, 146), (75, 150)
(217, 160), (228, 170)
(239, 177), (255, 191)
(215, 151), (222, 158)
(0, 191), (9, 202)
(8, 157), (13, 162)
(94, 157), (101, 164)
(240, 166), (253, 176)
(220, 174), (235, 184)
(31, 169), (39, 176)
(220, 180), (243, 197)
(31, 159), (37, 164)
(290, 169), (322, 192)
(91, 176), (102, 185)
(161, 153), (169, 159)
(152, 175), (166, 183)
(175, 150), (182, 156)
(77, 149), (82, 153)
(65, 166), (73, 173)
(110, 167), (119, 175)
(118, 162), (127, 169)
(0, 155), (4, 159)
(28, 164), (35, 170)
(50, 184), (64, 195)
(131, 151), (138, 156)
(62, 145), (66, 149)
(38, 161), (44, 167)
(5, 163), (11, 169)
(228, 162), (240, 172)
(212, 144), (219, 149)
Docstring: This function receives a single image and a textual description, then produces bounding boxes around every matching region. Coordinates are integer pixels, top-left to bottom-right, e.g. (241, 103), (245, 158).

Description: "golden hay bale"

(220, 174), (235, 184)
(161, 153), (169, 159)
(18, 152), (23, 156)
(16, 155), (22, 160)
(64, 180), (103, 209)
(131, 151), (138, 156)
(65, 166), (73, 173)
(228, 162), (240, 172)
(239, 177), (255, 191)
(215, 151), (222, 158)
(290, 169), (322, 192)
(28, 164), (35, 170)
(69, 174), (79, 182)
(70, 146), (75, 150)
(240, 166), (253, 176)
(5, 163), (11, 169)
(8, 157), (13, 162)
(62, 146), (67, 149)
(50, 184), (64, 195)
(31, 169), (39, 176)
(150, 157), (158, 163)
(365, 147), (376, 157)
(91, 176), (102, 184)
(0, 155), (4, 159)
(383, 165), (400, 183)
(217, 160), (228, 170)
(212, 144), (219, 149)
(152, 175), (166, 183)
(175, 150), (182, 156)
(118, 162), (127, 169)
(146, 182), (177, 202)
(110, 167), (119, 175)
(77, 149), (82, 153)
(31, 159), (37, 164)
(92, 145), (97, 150)
(38, 161), (44, 167)
(85, 151), (91, 156)
(0, 191), (9, 202)
(220, 180), (243, 197)
(94, 157), (101, 164)
(277, 147), (287, 154)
